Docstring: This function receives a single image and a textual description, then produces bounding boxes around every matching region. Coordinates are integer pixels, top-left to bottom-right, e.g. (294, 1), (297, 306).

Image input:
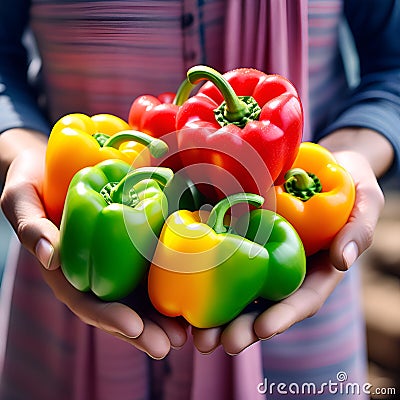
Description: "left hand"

(0, 141), (188, 359)
(192, 145), (386, 355)
(192, 253), (343, 355)
(325, 150), (385, 270)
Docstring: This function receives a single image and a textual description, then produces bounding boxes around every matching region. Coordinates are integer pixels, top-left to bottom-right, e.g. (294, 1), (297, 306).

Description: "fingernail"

(261, 332), (277, 341)
(343, 241), (358, 270)
(114, 325), (143, 339)
(147, 352), (168, 361)
(116, 331), (140, 339)
(226, 342), (257, 357)
(171, 342), (186, 351)
(198, 348), (216, 356)
(35, 238), (54, 270)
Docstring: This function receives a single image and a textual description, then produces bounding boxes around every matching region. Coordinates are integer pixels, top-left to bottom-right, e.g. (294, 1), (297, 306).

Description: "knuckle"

(361, 222), (375, 250)
(0, 183), (17, 215)
(305, 288), (324, 318)
(16, 219), (33, 245)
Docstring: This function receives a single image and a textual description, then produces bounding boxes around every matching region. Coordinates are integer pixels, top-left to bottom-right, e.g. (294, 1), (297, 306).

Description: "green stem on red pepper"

(173, 78), (196, 106)
(284, 167), (322, 201)
(186, 65), (262, 128)
(92, 130), (169, 158)
(207, 193), (265, 234)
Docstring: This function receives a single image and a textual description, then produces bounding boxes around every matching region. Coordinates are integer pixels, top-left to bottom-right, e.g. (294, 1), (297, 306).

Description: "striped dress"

(2, 0), (395, 398)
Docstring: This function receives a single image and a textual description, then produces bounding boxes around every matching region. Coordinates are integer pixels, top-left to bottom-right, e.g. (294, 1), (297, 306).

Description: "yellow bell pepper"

(42, 113), (168, 226)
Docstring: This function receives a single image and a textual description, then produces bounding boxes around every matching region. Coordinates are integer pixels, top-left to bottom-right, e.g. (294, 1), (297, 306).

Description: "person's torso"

(30, 0), (347, 136)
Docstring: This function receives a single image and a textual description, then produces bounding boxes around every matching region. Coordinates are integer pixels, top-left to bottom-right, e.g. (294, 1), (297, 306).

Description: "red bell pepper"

(128, 80), (195, 171)
(175, 65), (303, 202)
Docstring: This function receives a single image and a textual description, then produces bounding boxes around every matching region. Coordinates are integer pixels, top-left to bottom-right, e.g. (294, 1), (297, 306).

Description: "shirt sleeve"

(0, 0), (50, 135)
(314, 0), (400, 180)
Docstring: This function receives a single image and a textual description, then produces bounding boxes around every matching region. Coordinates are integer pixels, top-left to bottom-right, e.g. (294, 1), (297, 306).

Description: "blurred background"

(360, 181), (400, 400)
(0, 189), (13, 283)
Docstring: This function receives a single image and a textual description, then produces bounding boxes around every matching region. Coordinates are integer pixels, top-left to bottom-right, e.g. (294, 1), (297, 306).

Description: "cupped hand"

(192, 252), (344, 355)
(42, 267), (188, 359)
(327, 150), (385, 270)
(1, 140), (60, 270)
(192, 145), (386, 355)
(1, 143), (187, 359)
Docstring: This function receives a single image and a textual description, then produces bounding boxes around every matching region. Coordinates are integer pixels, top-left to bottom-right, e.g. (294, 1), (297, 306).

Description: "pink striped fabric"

(30, 0), (227, 123)
(224, 0), (310, 136)
(0, 1), (368, 399)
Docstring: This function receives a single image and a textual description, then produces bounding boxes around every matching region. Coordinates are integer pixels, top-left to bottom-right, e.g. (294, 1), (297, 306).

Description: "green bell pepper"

(148, 193), (306, 328)
(60, 159), (173, 301)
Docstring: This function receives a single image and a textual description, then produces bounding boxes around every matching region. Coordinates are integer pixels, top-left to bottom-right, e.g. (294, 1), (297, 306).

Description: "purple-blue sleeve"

(314, 0), (400, 179)
(0, 0), (50, 135)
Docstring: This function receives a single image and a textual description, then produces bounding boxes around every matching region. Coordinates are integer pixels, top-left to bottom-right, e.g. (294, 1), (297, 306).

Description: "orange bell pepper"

(43, 113), (168, 226)
(273, 142), (355, 256)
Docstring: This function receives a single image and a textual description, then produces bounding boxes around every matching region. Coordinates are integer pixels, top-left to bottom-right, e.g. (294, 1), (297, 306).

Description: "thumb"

(1, 149), (60, 270)
(329, 174), (384, 271)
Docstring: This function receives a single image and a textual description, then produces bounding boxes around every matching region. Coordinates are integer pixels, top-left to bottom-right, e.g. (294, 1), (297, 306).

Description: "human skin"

(0, 128), (188, 360)
(0, 126), (394, 357)
(192, 128), (394, 355)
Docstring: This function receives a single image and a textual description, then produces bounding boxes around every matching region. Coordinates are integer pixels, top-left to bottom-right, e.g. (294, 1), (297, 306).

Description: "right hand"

(0, 130), (187, 359)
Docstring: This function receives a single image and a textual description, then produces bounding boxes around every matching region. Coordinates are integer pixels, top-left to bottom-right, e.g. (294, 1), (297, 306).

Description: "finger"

(97, 318), (173, 360)
(42, 268), (177, 359)
(254, 254), (344, 339)
(42, 268), (144, 338)
(191, 326), (222, 354)
(330, 176), (384, 271)
(124, 286), (189, 350)
(149, 315), (188, 350)
(220, 311), (259, 355)
(126, 319), (173, 360)
(1, 150), (60, 270)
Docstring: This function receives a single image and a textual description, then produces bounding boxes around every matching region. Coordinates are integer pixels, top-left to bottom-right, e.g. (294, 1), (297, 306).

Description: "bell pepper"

(43, 113), (169, 226)
(59, 159), (174, 301)
(148, 193), (306, 328)
(162, 170), (203, 213)
(273, 142), (356, 256)
(128, 80), (195, 171)
(175, 65), (303, 202)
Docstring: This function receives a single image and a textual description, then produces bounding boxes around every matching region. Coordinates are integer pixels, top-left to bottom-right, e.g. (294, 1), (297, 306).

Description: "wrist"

(0, 128), (48, 182)
(318, 128), (394, 178)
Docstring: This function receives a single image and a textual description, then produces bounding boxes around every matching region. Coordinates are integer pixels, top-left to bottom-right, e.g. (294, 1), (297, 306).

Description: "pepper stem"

(173, 78), (196, 106)
(186, 65), (261, 128)
(207, 193), (264, 234)
(110, 167), (174, 206)
(101, 130), (169, 158)
(284, 168), (322, 201)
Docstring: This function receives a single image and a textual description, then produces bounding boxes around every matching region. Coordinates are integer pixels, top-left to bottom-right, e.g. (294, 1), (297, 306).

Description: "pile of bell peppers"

(50, 64), (355, 328)
(43, 113), (169, 226)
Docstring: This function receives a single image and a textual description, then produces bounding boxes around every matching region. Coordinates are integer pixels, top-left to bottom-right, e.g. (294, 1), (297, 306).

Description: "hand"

(327, 149), (385, 270)
(317, 127), (392, 270)
(192, 131), (390, 355)
(1, 139), (187, 359)
(192, 252), (344, 355)
(41, 267), (188, 359)
(0, 137), (60, 270)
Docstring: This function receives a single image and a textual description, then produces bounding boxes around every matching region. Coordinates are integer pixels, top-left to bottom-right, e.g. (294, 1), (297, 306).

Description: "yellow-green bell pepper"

(148, 193), (306, 328)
